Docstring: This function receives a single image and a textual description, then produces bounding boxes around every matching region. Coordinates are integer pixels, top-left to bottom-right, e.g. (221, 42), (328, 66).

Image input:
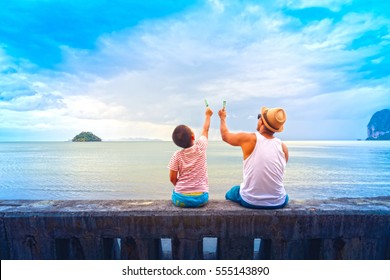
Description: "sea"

(1, 141), (390, 201)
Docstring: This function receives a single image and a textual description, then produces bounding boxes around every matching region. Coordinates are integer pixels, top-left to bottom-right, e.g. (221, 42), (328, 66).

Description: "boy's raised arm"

(201, 107), (213, 138)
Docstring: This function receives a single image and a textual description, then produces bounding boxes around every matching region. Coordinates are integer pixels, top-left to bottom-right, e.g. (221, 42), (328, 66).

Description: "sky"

(0, 0), (389, 141)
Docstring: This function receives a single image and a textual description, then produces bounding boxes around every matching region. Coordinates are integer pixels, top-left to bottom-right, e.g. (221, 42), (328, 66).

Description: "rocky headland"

(367, 109), (390, 140)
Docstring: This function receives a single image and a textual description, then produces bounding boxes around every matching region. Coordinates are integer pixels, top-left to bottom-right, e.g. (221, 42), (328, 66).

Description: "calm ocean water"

(0, 141), (389, 200)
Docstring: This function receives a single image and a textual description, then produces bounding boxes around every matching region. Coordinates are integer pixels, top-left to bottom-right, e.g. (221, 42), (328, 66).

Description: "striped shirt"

(168, 135), (209, 193)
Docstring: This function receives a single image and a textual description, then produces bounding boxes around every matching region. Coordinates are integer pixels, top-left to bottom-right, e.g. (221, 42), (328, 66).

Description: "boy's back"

(168, 135), (208, 193)
(168, 107), (213, 207)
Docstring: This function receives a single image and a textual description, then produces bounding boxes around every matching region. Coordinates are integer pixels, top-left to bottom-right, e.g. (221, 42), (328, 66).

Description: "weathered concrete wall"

(1, 197), (390, 260)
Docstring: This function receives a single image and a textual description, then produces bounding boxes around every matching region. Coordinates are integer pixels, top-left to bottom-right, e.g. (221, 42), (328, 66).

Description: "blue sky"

(0, 0), (389, 141)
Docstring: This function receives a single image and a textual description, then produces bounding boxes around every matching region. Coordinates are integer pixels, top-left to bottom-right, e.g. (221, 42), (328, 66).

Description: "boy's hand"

(205, 107), (213, 117)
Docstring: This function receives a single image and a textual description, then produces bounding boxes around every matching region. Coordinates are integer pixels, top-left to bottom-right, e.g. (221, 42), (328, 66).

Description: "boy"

(168, 107), (213, 207)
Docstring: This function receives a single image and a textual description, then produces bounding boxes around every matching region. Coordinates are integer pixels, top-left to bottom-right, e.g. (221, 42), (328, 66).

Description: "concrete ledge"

(1, 197), (390, 260)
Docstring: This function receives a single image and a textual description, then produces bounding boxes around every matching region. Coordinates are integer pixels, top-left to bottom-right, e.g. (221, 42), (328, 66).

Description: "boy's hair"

(172, 125), (193, 148)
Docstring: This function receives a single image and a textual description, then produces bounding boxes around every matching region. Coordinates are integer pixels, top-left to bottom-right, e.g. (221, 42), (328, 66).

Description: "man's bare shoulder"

(237, 131), (257, 140)
(226, 131), (256, 146)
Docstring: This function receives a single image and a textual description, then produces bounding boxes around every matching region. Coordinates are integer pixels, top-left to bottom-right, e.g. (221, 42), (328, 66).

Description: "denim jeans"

(225, 185), (288, 209)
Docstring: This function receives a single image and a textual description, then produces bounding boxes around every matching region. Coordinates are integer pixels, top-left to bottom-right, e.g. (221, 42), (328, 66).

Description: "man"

(218, 105), (289, 209)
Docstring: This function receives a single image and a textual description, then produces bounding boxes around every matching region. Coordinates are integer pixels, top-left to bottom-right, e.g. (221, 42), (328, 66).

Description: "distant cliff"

(72, 132), (102, 142)
(367, 109), (390, 140)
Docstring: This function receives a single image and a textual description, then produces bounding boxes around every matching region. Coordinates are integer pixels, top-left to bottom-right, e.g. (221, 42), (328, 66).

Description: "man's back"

(240, 132), (287, 206)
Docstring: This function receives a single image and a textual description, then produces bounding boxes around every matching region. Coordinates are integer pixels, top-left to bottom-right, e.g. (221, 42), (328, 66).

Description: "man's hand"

(218, 108), (226, 120)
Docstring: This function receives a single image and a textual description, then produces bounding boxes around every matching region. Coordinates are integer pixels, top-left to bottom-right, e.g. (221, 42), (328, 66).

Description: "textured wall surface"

(1, 197), (389, 260)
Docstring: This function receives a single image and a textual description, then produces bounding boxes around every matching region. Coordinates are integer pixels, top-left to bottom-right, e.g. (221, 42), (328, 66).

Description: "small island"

(72, 132), (102, 142)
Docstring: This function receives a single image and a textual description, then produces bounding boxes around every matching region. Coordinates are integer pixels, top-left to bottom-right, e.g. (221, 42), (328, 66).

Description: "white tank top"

(240, 132), (287, 206)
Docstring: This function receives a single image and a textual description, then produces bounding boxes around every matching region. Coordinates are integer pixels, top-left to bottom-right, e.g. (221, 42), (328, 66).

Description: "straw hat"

(261, 106), (286, 132)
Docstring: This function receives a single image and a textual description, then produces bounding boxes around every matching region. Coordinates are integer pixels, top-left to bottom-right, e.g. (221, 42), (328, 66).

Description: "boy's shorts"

(172, 190), (209, 208)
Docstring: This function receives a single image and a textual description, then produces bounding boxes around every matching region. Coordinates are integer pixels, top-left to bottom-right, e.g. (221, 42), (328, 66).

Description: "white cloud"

(60, 1), (389, 138)
(63, 95), (128, 120)
(207, 0), (225, 13)
(1, 0), (389, 140)
(281, 0), (353, 12)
